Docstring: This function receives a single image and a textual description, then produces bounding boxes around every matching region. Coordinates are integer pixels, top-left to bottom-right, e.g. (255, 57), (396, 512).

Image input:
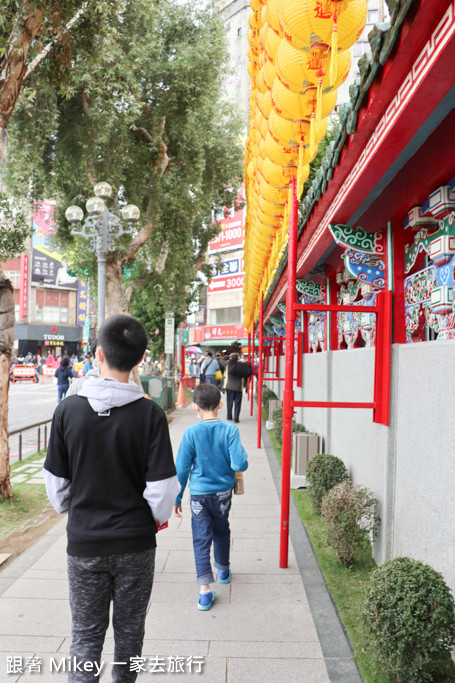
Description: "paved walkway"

(0, 398), (361, 682)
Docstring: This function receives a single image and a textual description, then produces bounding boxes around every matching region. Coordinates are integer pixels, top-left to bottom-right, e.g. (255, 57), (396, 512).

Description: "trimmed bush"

(261, 386), (278, 410)
(320, 480), (380, 565)
(362, 557), (455, 682)
(272, 407), (283, 442)
(271, 407), (308, 444)
(305, 453), (349, 511)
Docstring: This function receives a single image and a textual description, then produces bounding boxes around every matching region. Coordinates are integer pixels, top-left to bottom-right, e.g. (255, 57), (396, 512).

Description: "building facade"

(256, 0), (455, 595)
(1, 202), (87, 358)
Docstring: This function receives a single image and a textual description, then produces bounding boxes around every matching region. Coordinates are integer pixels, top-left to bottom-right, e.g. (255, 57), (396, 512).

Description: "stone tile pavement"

(0, 396), (361, 682)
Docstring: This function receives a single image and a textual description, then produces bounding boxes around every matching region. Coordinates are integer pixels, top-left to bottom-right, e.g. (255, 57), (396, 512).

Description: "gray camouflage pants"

(67, 548), (155, 683)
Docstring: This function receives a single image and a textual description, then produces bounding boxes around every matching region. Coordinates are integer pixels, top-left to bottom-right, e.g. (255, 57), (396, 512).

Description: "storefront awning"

(199, 338), (258, 347)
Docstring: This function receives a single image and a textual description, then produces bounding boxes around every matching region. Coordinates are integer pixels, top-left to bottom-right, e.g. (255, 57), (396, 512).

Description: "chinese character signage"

(19, 254), (28, 318)
(208, 190), (245, 255)
(77, 280), (88, 326)
(208, 257), (245, 292)
(31, 202), (78, 290)
(204, 324), (248, 339)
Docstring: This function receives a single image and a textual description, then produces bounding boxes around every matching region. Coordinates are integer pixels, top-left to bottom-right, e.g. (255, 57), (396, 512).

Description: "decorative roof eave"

(262, 0), (452, 322)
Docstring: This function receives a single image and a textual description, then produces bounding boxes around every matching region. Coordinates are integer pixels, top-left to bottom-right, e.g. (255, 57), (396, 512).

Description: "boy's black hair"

(97, 314), (148, 372)
(193, 383), (221, 411)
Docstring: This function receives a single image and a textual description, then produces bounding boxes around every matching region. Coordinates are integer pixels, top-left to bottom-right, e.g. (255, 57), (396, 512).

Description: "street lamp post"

(65, 182), (140, 329)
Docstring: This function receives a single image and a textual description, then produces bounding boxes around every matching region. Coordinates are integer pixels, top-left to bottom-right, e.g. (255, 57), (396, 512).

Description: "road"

(8, 377), (58, 463)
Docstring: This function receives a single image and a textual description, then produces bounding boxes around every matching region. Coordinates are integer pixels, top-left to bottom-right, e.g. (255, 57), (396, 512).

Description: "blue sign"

(211, 258), (243, 279)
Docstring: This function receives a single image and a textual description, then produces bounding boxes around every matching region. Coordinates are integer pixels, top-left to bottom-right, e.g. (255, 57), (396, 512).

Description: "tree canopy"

(4, 0), (244, 342)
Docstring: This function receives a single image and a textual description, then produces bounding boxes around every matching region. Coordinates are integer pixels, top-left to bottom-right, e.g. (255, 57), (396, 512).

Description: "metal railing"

(9, 419), (52, 462)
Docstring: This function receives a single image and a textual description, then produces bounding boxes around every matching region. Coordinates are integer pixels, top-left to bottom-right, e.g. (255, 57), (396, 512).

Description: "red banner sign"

(204, 324), (249, 339)
(19, 254), (28, 319)
(208, 273), (245, 292)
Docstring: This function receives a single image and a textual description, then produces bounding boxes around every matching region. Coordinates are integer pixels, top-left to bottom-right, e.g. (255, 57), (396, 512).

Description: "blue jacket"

(201, 357), (219, 376)
(175, 420), (248, 504)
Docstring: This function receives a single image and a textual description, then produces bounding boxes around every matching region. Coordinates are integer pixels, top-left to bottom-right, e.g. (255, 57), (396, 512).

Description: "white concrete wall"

(264, 342), (455, 596)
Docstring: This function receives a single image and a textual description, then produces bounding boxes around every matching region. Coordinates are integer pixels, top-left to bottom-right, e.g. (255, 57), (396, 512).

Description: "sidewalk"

(0, 398), (360, 682)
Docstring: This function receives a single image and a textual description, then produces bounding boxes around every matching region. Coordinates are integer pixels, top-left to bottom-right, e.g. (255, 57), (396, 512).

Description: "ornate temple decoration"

(404, 188), (455, 341)
(329, 224), (386, 348)
(296, 279), (327, 352)
(270, 314), (286, 337)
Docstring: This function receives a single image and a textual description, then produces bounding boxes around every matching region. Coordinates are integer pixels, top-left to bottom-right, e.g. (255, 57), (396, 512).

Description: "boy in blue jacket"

(173, 383), (248, 611)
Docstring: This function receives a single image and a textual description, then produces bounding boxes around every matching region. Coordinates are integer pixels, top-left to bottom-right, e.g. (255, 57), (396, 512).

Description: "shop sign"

(164, 312), (175, 354)
(19, 254), (28, 318)
(204, 324), (249, 339)
(77, 280), (88, 326)
(208, 189), (245, 254)
(208, 257), (245, 292)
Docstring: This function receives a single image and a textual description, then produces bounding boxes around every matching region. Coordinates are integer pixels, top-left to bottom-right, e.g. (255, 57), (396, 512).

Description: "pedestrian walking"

(219, 353), (253, 423)
(66, 341), (100, 397)
(173, 383), (248, 610)
(201, 351), (219, 384)
(43, 314), (180, 682)
(54, 355), (74, 403)
(83, 354), (93, 375)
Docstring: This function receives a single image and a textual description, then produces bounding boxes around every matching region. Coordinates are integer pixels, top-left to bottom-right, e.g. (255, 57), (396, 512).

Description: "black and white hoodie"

(43, 376), (180, 557)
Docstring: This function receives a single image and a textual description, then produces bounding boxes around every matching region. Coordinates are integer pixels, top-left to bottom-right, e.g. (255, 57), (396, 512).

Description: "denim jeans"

(57, 384), (68, 403)
(67, 549), (155, 682)
(205, 375), (216, 384)
(190, 490), (232, 584)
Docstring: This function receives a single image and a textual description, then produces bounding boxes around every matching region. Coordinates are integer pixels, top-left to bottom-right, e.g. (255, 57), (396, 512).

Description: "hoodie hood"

(79, 376), (144, 413)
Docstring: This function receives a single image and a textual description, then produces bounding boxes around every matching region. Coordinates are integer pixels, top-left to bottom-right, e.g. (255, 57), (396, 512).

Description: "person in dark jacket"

(44, 314), (180, 682)
(219, 353), (244, 423)
(54, 355), (74, 403)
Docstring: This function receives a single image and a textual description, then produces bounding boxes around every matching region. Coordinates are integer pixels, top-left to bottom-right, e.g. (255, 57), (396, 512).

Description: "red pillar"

(257, 298), (264, 448)
(280, 177), (298, 569)
(180, 339), (186, 379)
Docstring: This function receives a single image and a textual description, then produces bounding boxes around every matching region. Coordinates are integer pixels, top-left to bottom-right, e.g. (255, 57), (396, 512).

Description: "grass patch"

(264, 415), (455, 682)
(1, 451), (51, 539)
(263, 417), (391, 682)
(10, 449), (47, 471)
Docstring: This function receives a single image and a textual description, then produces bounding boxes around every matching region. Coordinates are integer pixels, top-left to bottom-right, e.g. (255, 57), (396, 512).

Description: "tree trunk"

(0, 279), (15, 499)
(105, 253), (125, 317)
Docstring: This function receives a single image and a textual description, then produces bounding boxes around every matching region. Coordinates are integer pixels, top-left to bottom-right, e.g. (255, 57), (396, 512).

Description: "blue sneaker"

(218, 569), (231, 584)
(198, 590), (216, 611)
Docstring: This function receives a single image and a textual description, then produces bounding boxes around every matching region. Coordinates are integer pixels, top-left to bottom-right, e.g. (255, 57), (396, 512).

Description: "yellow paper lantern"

(259, 175), (288, 204)
(264, 25), (282, 64)
(271, 77), (337, 122)
(266, 0), (283, 38)
(262, 157), (296, 189)
(279, 0), (367, 53)
(256, 89), (272, 118)
(268, 108), (328, 148)
(275, 38), (352, 93)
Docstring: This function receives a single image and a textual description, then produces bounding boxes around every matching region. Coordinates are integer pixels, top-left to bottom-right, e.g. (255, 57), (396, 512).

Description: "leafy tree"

(5, 0), (244, 322)
(0, 0), (122, 498)
(0, 196), (32, 498)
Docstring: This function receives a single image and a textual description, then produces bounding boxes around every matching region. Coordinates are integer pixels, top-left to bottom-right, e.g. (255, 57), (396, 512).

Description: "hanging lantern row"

(243, 0), (367, 331)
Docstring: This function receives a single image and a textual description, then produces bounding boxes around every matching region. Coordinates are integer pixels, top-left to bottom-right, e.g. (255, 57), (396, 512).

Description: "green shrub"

(362, 557), (455, 682)
(272, 407), (283, 442)
(261, 386), (278, 410)
(320, 480), (380, 565)
(271, 407), (308, 444)
(305, 453), (349, 512)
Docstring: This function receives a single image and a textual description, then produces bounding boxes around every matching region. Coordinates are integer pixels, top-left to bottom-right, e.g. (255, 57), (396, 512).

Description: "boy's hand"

(173, 504), (182, 518)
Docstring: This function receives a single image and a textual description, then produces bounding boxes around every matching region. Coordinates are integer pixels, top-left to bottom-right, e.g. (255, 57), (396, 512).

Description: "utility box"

(147, 377), (165, 409)
(147, 377), (175, 410)
(268, 399), (282, 422)
(292, 433), (320, 475)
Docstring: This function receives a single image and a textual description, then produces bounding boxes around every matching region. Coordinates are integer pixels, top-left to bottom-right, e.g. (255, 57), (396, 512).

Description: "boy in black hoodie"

(44, 314), (180, 683)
